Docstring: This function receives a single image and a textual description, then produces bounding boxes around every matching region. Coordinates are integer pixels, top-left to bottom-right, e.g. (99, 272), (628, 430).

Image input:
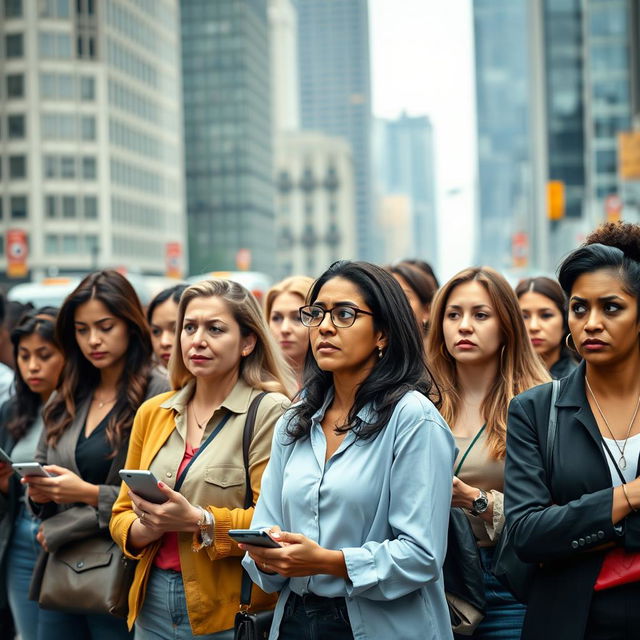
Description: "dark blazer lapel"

(56, 397), (91, 475)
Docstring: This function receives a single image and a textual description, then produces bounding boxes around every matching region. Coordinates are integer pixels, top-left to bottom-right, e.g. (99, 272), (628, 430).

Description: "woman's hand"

(36, 524), (49, 552)
(0, 462), (13, 494)
(239, 530), (347, 579)
(128, 481), (201, 536)
(452, 476), (481, 509)
(22, 465), (99, 506)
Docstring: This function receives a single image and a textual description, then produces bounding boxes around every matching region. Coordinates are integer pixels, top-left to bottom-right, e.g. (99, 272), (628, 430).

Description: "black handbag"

(233, 393), (274, 640)
(443, 507), (486, 635)
(491, 379), (560, 603)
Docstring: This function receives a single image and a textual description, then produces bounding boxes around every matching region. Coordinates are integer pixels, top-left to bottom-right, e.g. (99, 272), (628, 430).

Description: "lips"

(27, 378), (43, 385)
(316, 341), (339, 353)
(531, 338), (545, 346)
(161, 353), (171, 362)
(455, 339), (476, 347)
(582, 339), (608, 351)
(190, 354), (211, 361)
(90, 352), (107, 359)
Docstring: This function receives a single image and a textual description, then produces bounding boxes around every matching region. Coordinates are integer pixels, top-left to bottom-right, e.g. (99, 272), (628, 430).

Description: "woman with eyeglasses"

(241, 261), (455, 640)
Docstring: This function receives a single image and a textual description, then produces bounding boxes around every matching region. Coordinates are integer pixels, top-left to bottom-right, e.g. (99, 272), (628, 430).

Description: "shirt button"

(586, 535), (592, 544)
(598, 531), (605, 539)
(166, 472), (172, 478)
(571, 540), (579, 549)
(579, 538), (585, 546)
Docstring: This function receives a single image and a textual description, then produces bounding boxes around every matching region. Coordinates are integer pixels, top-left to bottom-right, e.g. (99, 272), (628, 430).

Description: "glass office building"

(181, 0), (275, 274)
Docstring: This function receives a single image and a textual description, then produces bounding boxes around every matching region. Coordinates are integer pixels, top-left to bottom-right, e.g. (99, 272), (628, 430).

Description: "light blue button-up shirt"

(242, 389), (455, 640)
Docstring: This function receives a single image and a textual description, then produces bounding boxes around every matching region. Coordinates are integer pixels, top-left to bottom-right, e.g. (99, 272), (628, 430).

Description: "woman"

(264, 276), (313, 387)
(505, 222), (640, 640)
(0, 308), (64, 640)
(147, 284), (188, 369)
(23, 270), (168, 640)
(110, 279), (293, 639)
(241, 260), (456, 640)
(515, 276), (578, 379)
(387, 261), (437, 342)
(426, 267), (549, 639)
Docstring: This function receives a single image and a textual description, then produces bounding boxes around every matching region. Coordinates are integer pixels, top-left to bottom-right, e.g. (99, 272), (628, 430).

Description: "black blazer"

(504, 361), (640, 640)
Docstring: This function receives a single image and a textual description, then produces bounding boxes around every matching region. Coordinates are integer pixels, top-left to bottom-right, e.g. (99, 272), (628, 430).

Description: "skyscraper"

(377, 113), (438, 266)
(0, 0), (186, 281)
(296, 0), (374, 261)
(181, 0), (275, 275)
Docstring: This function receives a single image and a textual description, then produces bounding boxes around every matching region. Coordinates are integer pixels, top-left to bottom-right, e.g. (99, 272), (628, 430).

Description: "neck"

(96, 359), (125, 394)
(331, 361), (374, 415)
(455, 357), (499, 405)
(542, 345), (562, 371)
(586, 351), (640, 397)
(40, 389), (53, 404)
(192, 369), (239, 409)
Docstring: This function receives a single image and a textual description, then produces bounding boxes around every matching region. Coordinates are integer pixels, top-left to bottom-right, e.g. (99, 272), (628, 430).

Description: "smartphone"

(119, 470), (168, 504)
(228, 529), (282, 548)
(12, 462), (54, 478)
(0, 446), (12, 465)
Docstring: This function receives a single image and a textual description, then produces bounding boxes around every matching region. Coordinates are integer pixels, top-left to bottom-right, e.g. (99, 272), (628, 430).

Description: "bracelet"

(192, 506), (215, 552)
(621, 484), (638, 513)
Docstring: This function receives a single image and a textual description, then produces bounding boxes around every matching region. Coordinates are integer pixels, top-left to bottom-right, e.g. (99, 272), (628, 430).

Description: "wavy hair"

(169, 279), (296, 397)
(286, 260), (438, 442)
(6, 307), (61, 441)
(264, 276), (314, 320)
(43, 271), (153, 454)
(427, 267), (549, 459)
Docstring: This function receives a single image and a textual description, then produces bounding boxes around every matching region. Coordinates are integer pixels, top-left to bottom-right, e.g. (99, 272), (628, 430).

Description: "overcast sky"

(369, 0), (477, 280)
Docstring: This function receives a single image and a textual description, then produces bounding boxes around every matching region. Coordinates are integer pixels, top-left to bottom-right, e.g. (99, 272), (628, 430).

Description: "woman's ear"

(241, 333), (257, 357)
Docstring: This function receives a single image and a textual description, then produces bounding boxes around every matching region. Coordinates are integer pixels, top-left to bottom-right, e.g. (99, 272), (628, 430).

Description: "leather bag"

(36, 533), (135, 618)
(443, 507), (486, 635)
(234, 393), (274, 640)
(492, 379), (560, 603)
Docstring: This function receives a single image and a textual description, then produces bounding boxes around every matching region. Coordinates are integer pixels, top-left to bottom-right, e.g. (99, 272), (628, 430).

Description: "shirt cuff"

(342, 546), (377, 596)
(484, 490), (505, 542)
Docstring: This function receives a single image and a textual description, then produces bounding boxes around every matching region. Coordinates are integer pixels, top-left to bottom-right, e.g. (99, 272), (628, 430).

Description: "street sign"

(618, 131), (640, 180)
(235, 248), (251, 271)
(512, 232), (528, 268)
(6, 229), (28, 278)
(604, 194), (623, 222)
(547, 181), (565, 220)
(165, 242), (183, 278)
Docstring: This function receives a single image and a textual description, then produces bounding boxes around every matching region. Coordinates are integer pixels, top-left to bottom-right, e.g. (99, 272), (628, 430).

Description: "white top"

(602, 432), (640, 485)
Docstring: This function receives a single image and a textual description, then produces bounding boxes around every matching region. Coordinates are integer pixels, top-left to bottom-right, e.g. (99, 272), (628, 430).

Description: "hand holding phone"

(12, 462), (55, 478)
(119, 470), (168, 504)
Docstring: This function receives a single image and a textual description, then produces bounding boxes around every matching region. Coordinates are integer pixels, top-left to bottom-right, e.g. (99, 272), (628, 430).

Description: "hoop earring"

(565, 333), (578, 353)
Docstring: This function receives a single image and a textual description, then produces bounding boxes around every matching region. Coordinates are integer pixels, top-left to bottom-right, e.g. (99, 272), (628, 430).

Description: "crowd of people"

(0, 221), (638, 639)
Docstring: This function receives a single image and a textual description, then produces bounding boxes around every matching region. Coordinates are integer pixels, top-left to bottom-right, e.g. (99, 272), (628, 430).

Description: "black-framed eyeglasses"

(299, 304), (374, 328)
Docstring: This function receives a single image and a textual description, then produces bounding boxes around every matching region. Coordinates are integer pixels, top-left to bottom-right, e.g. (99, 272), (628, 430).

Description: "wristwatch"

(470, 489), (489, 516)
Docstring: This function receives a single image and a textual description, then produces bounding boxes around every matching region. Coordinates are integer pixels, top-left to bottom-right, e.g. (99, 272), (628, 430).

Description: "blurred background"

(0, 0), (638, 302)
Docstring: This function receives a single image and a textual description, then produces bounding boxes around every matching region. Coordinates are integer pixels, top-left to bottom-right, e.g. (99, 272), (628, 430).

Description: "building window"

(10, 195), (27, 219)
(61, 195), (76, 218)
(8, 155), (26, 179)
(8, 114), (25, 139)
(44, 156), (56, 178)
(45, 196), (56, 218)
(60, 155), (75, 178)
(62, 234), (77, 253)
(45, 234), (59, 254)
(80, 76), (95, 100)
(39, 0), (70, 19)
(6, 74), (24, 98)
(38, 31), (72, 59)
(82, 156), (96, 179)
(4, 0), (22, 18)
(5, 33), (24, 58)
(83, 195), (97, 219)
(81, 116), (96, 140)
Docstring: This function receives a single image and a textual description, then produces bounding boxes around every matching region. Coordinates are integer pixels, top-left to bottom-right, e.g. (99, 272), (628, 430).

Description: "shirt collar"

(310, 387), (378, 425)
(159, 377), (257, 415)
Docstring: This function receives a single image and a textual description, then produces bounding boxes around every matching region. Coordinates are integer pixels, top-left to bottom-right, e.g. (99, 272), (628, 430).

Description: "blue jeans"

(135, 567), (234, 639)
(277, 592), (353, 640)
(7, 505), (41, 640)
(455, 546), (525, 640)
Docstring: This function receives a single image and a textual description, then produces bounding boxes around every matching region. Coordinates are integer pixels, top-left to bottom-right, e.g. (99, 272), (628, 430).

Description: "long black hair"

(286, 260), (439, 442)
(44, 270), (153, 454)
(558, 222), (640, 306)
(6, 307), (60, 441)
(146, 283), (188, 325)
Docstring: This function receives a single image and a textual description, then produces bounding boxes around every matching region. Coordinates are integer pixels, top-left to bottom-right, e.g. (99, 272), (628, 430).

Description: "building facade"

(376, 113), (438, 266)
(274, 131), (356, 279)
(296, 0), (374, 261)
(181, 0), (275, 276)
(0, 0), (186, 281)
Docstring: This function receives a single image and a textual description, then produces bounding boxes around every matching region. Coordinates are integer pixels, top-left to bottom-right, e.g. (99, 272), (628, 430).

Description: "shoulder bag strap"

(174, 412), (232, 493)
(240, 392), (268, 607)
(545, 379), (561, 473)
(454, 424), (486, 477)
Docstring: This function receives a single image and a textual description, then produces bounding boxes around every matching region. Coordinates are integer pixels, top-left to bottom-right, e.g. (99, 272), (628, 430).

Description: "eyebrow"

(313, 301), (360, 308)
(446, 304), (492, 310)
(183, 317), (227, 324)
(570, 295), (624, 303)
(74, 317), (113, 326)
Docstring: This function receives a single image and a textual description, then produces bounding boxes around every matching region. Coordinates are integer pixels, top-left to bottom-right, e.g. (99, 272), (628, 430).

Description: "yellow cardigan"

(110, 381), (288, 634)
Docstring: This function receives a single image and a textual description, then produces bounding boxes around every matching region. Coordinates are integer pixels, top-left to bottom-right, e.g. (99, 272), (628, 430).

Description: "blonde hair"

(169, 279), (296, 397)
(264, 276), (314, 320)
(426, 267), (550, 459)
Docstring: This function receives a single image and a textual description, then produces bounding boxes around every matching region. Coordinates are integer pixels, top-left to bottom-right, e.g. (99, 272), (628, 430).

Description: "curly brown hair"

(585, 222), (640, 260)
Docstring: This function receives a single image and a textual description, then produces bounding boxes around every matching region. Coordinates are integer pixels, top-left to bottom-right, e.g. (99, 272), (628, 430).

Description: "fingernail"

(158, 482), (164, 488)
(271, 531), (281, 539)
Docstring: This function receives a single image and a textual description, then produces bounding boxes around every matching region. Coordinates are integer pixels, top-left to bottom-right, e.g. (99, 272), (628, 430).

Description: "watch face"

(472, 494), (489, 513)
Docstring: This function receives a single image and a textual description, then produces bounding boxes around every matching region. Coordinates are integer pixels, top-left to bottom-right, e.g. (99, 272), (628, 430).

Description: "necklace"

(93, 395), (117, 409)
(190, 403), (213, 430)
(585, 378), (640, 470)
